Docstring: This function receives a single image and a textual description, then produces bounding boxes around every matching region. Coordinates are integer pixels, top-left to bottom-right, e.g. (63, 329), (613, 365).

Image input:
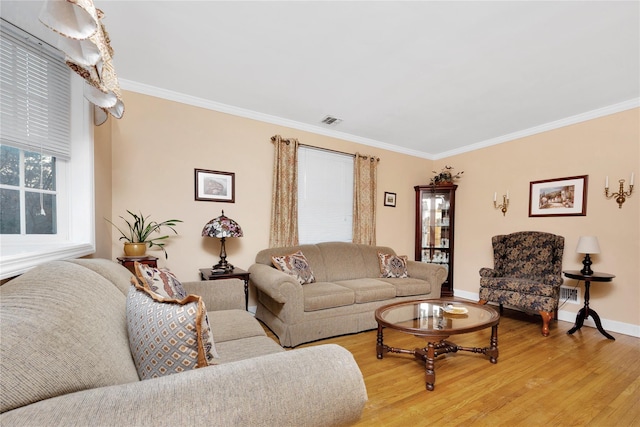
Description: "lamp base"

(212, 260), (234, 273)
(580, 254), (594, 276)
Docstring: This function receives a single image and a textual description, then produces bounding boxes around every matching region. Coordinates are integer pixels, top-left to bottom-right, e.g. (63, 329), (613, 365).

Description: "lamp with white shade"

(576, 236), (600, 276)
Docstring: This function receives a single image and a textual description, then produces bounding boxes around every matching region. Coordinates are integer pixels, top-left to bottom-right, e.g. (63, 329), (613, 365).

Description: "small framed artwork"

(195, 169), (235, 203)
(384, 192), (397, 207)
(529, 175), (588, 217)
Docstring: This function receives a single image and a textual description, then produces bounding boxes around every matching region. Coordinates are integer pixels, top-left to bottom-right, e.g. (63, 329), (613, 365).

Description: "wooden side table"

(117, 256), (158, 274)
(563, 270), (616, 340)
(200, 267), (250, 311)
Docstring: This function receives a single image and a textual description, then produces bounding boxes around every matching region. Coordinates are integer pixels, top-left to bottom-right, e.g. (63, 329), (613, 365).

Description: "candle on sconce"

(605, 176), (609, 188)
(631, 172), (635, 186)
(506, 190), (509, 200)
(494, 192), (497, 202)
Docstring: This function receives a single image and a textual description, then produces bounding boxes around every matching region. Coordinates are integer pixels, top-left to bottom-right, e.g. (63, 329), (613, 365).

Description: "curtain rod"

(271, 136), (380, 161)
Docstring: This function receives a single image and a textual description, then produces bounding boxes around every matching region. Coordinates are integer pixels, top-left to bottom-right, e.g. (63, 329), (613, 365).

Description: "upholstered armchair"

(479, 231), (564, 336)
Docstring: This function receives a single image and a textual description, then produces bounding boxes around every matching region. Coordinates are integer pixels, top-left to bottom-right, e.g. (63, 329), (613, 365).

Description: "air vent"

(559, 286), (580, 304)
(320, 115), (343, 126)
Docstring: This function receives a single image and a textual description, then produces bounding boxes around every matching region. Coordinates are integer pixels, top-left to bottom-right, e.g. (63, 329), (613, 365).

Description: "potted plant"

(430, 165), (464, 186)
(106, 210), (182, 259)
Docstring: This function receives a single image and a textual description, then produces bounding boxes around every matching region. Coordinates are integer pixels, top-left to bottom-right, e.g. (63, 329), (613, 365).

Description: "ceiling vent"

(320, 115), (343, 126)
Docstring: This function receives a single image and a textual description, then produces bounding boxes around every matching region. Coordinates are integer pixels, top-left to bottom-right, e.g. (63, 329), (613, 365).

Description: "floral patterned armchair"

(479, 231), (564, 336)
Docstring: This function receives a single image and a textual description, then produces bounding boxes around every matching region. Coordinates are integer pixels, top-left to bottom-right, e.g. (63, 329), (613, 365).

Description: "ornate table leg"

(425, 341), (436, 391)
(376, 324), (385, 359)
(488, 324), (499, 364)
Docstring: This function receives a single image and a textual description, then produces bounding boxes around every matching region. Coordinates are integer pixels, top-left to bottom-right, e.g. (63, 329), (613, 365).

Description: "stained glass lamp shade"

(202, 210), (243, 272)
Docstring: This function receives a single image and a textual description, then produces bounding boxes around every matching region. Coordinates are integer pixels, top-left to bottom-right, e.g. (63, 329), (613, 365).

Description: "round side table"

(563, 270), (615, 340)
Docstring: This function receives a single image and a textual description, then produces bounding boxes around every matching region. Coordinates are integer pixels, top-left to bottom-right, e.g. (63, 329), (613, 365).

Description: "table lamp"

(576, 236), (600, 276)
(202, 210), (243, 273)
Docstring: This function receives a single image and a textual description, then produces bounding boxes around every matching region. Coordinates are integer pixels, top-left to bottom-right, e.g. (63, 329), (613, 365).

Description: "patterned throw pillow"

(126, 281), (218, 380)
(271, 250), (316, 285)
(134, 262), (187, 299)
(378, 252), (409, 278)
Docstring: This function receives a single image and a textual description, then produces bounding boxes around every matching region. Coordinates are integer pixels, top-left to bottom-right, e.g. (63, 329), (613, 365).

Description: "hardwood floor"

(261, 309), (640, 426)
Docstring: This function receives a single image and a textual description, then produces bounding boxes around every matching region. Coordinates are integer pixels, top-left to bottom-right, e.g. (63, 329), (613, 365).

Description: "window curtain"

(269, 135), (299, 248)
(39, 0), (124, 125)
(353, 153), (379, 245)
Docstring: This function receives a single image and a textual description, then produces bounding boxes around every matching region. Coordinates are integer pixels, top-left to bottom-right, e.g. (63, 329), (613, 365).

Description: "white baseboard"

(454, 289), (640, 338)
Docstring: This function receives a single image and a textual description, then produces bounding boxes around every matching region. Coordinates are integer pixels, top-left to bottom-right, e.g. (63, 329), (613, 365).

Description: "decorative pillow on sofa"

(378, 252), (409, 278)
(271, 250), (316, 285)
(126, 281), (218, 380)
(134, 262), (187, 299)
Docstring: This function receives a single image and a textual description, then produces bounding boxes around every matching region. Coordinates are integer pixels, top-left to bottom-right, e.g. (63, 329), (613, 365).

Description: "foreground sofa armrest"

(182, 280), (245, 311)
(1, 344), (367, 427)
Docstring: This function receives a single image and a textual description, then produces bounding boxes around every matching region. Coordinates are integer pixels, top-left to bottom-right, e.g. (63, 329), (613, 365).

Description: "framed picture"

(195, 169), (235, 203)
(529, 175), (588, 217)
(384, 192), (397, 207)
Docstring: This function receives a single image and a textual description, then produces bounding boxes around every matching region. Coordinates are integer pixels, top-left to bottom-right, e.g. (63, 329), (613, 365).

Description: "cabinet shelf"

(415, 184), (457, 297)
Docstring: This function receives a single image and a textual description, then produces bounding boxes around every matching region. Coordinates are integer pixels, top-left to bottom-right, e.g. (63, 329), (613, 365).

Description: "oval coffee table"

(375, 299), (500, 391)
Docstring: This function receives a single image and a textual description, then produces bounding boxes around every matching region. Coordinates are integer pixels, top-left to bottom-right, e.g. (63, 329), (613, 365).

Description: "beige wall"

(98, 91), (430, 302)
(437, 108), (639, 328)
(96, 92), (639, 333)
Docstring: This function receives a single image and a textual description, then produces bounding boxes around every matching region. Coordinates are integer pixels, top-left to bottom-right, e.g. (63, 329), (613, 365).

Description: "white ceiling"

(3, 1), (639, 159)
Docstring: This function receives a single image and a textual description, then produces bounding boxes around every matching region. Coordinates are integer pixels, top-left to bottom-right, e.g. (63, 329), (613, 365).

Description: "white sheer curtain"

(39, 0), (124, 125)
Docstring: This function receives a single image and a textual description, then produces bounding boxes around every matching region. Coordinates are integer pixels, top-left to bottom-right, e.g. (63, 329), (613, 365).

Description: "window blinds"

(0, 19), (71, 160)
(298, 146), (354, 244)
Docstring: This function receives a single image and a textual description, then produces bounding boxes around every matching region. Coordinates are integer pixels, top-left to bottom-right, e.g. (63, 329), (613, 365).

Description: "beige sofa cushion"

(380, 277), (432, 296)
(334, 279), (397, 303)
(0, 262), (140, 413)
(303, 282), (355, 311)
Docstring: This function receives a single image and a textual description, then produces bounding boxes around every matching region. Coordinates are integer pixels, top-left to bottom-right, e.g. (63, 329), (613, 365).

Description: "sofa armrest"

(406, 261), (448, 293)
(1, 344), (367, 427)
(479, 267), (499, 278)
(182, 280), (245, 311)
(248, 263), (301, 304)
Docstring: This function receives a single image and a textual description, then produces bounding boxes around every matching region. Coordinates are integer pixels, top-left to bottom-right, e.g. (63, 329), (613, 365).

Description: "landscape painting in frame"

(529, 175), (588, 217)
(195, 169), (235, 203)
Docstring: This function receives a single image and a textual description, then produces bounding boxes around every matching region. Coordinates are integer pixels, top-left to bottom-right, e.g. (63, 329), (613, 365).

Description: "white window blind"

(298, 146), (354, 244)
(0, 19), (71, 160)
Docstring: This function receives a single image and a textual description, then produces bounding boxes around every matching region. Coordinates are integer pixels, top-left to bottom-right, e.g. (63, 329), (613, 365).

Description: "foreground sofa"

(0, 259), (367, 426)
(250, 242), (448, 347)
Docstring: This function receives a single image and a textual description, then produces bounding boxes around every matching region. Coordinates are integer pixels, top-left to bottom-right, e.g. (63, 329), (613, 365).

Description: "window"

(0, 19), (94, 279)
(0, 147), (57, 234)
(297, 146), (354, 244)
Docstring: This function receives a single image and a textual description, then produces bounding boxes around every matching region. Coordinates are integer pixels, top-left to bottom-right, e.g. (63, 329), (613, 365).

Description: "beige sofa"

(0, 259), (367, 426)
(249, 242), (448, 347)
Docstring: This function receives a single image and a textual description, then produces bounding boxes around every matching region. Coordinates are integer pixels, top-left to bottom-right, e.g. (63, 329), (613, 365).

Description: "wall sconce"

(494, 191), (509, 216)
(605, 173), (634, 208)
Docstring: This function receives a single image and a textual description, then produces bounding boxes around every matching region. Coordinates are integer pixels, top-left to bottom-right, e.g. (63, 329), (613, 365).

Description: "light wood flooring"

(261, 309), (640, 426)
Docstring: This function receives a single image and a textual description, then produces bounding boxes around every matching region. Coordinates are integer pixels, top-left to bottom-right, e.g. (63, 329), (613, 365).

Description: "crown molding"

(433, 98), (640, 160)
(120, 79), (637, 162)
(119, 79), (433, 159)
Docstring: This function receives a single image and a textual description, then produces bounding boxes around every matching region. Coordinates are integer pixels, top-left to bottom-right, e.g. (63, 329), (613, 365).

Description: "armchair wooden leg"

(478, 300), (487, 305)
(539, 311), (554, 337)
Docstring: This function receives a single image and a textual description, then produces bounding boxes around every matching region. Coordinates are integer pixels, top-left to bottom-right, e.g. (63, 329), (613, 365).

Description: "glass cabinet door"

(415, 184), (457, 296)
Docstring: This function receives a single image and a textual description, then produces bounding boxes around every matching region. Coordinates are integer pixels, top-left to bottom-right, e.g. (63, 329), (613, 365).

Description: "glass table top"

(375, 299), (500, 336)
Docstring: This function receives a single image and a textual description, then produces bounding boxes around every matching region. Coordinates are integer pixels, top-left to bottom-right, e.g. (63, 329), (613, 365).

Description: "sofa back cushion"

(255, 242), (400, 283)
(0, 261), (140, 413)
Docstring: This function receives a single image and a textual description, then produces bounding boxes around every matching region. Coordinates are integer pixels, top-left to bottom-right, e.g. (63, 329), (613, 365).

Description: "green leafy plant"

(430, 165), (464, 186)
(106, 210), (182, 259)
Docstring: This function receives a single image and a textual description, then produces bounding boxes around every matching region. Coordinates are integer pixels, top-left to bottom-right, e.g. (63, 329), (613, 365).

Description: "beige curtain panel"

(353, 153), (379, 245)
(39, 0), (124, 125)
(269, 135), (299, 248)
